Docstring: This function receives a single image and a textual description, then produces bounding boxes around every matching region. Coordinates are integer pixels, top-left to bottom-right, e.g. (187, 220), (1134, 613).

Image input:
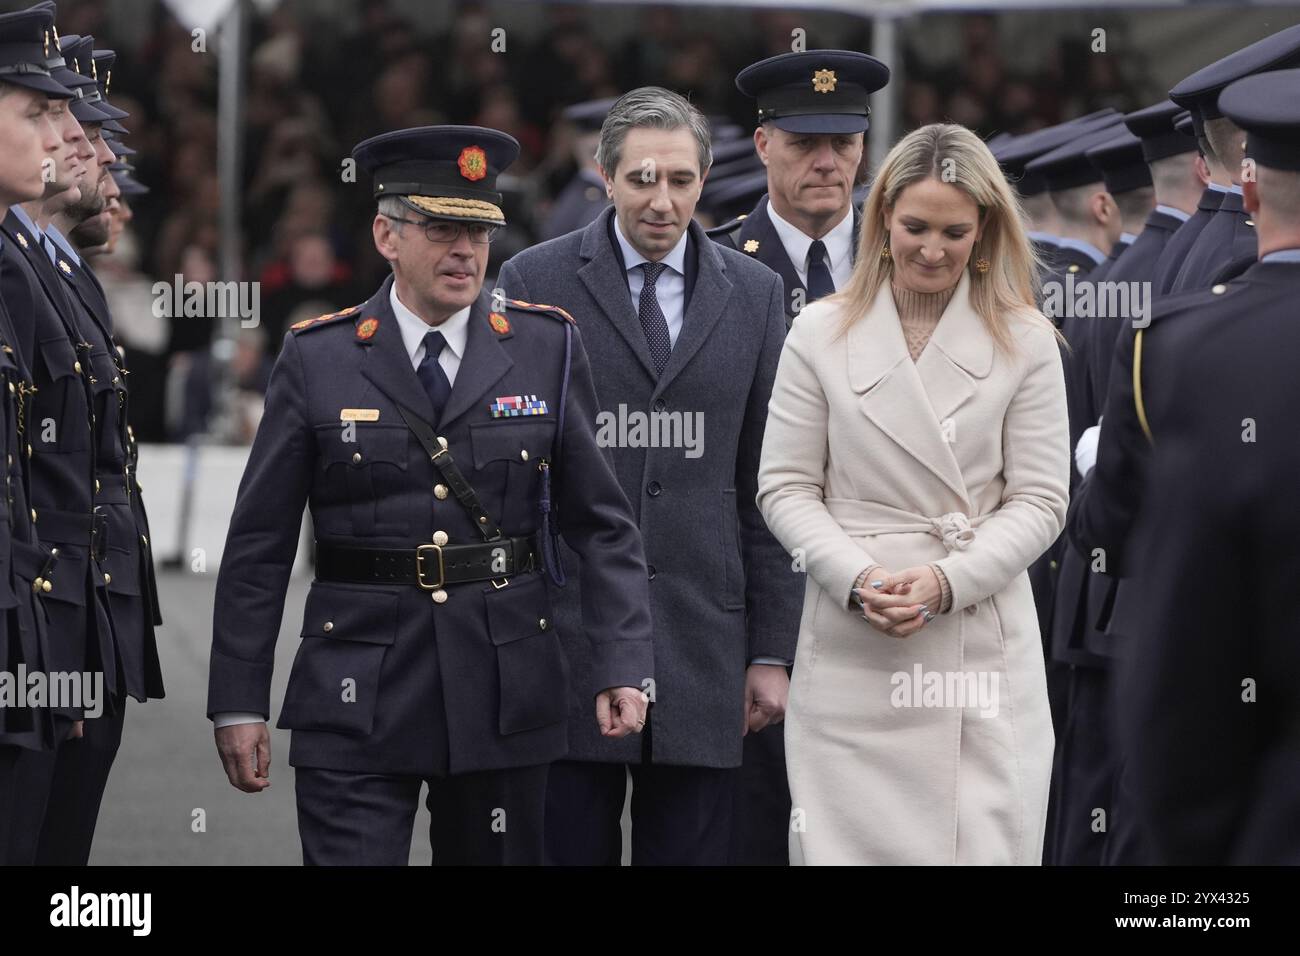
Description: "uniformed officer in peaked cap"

(990, 109), (1120, 281)
(0, 0), (77, 865)
(208, 125), (654, 865)
(1089, 67), (1300, 863)
(1164, 23), (1300, 293)
(709, 50), (889, 327)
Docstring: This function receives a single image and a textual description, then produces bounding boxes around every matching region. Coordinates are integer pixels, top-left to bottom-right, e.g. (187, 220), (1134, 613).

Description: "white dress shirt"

(213, 285), (472, 730)
(389, 283), (470, 382)
(612, 214), (688, 346)
(767, 202), (855, 292)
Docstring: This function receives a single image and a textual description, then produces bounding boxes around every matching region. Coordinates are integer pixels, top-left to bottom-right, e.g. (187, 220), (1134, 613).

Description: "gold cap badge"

(813, 69), (837, 94)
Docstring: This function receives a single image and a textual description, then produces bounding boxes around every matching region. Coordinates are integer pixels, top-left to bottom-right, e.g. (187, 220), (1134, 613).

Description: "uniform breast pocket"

(468, 418), (556, 533)
(35, 335), (89, 454)
(276, 581), (401, 736)
(316, 423), (411, 535)
(484, 573), (567, 735)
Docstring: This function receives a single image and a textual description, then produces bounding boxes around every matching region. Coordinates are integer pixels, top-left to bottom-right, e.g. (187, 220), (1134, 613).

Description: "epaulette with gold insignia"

(289, 304), (362, 335)
(506, 298), (577, 325)
(704, 216), (745, 239)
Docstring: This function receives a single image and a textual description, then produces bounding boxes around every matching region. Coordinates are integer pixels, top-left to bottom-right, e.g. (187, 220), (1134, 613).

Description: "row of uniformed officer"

(0, 1), (161, 865)
(994, 22), (1300, 864)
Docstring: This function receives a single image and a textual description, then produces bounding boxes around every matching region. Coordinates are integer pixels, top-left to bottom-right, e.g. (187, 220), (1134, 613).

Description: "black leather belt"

(315, 538), (538, 589)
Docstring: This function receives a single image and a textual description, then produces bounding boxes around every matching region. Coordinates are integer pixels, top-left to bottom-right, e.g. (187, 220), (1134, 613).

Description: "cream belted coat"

(756, 273), (1069, 865)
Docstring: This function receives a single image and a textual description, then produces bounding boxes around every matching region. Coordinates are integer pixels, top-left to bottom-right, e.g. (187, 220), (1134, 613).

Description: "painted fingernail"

(870, 580), (884, 589)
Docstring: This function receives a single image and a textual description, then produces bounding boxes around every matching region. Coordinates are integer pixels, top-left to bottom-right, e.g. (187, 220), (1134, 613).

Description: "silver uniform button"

(432, 530), (449, 546)
(432, 589), (448, 604)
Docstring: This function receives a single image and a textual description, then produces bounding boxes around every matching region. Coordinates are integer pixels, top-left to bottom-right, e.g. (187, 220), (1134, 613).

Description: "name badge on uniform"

(490, 395), (548, 418)
(339, 408), (380, 422)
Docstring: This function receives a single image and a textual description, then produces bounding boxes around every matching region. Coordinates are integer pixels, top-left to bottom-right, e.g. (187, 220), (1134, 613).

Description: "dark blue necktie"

(638, 261), (673, 375)
(806, 239), (835, 301)
(417, 329), (452, 424)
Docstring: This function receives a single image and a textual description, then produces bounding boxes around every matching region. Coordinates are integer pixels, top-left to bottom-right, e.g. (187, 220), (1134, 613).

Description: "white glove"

(1075, 422), (1101, 478)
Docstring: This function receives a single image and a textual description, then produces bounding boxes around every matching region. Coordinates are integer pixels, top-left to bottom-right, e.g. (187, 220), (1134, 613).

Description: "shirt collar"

(1119, 232), (1137, 246)
(1027, 230), (1062, 246)
(44, 224), (81, 268)
(10, 204), (41, 242)
(1226, 182), (1244, 196)
(1260, 248), (1300, 264)
(1055, 236), (1107, 264)
(612, 214), (689, 278)
(1207, 182), (1230, 194)
(767, 201), (854, 273)
(1155, 204), (1190, 223)
(388, 281), (470, 365)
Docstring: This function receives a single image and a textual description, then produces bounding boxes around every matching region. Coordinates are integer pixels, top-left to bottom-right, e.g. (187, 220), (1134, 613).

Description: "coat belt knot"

(930, 512), (976, 552)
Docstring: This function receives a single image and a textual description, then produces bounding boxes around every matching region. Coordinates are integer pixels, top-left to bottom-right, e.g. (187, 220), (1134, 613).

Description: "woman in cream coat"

(757, 124), (1069, 865)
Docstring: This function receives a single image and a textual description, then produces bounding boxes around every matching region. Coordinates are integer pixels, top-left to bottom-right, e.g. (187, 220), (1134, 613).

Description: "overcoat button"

(352, 452), (362, 464)
(432, 589), (448, 604)
(323, 621), (334, 633)
(432, 530), (449, 546)
(434, 484), (448, 499)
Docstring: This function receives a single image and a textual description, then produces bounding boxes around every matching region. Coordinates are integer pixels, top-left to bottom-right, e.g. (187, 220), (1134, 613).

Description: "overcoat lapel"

(847, 271), (990, 504)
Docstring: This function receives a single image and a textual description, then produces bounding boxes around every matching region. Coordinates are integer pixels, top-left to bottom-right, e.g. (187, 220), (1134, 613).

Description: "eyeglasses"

(383, 214), (500, 245)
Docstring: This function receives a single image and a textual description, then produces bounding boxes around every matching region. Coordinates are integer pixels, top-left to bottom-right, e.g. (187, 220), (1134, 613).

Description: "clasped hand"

(854, 565), (942, 638)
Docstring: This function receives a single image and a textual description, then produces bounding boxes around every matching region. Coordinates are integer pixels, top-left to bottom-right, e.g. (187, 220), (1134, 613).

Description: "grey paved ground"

(90, 569), (438, 865)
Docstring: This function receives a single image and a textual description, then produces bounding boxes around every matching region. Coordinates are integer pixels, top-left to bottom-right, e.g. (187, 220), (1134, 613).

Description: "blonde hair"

(832, 123), (1056, 354)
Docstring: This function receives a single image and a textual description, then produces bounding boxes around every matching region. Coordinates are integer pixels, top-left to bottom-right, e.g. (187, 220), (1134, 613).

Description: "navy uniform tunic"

(708, 195), (860, 325)
(0, 212), (109, 724)
(208, 279), (655, 777)
(1102, 258), (1300, 862)
(1167, 189), (1257, 293)
(46, 237), (164, 703)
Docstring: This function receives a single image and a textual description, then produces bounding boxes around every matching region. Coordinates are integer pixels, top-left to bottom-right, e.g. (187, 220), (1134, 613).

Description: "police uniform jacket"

(0, 212), (111, 722)
(50, 243), (163, 703)
(207, 277), (655, 777)
(709, 195), (860, 325)
(1150, 186), (1222, 294)
(1167, 189), (1257, 293)
(1111, 258), (1300, 863)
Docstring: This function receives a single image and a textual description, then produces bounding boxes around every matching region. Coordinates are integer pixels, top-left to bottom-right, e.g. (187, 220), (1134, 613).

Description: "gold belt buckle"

(416, 544), (445, 590)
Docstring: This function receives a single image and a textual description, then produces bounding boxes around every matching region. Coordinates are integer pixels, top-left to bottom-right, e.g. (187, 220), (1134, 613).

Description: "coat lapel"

(738, 196), (804, 320)
(358, 275), (437, 424)
(438, 289), (513, 429)
(848, 275), (982, 504)
(655, 221), (733, 393)
(577, 208), (658, 381)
